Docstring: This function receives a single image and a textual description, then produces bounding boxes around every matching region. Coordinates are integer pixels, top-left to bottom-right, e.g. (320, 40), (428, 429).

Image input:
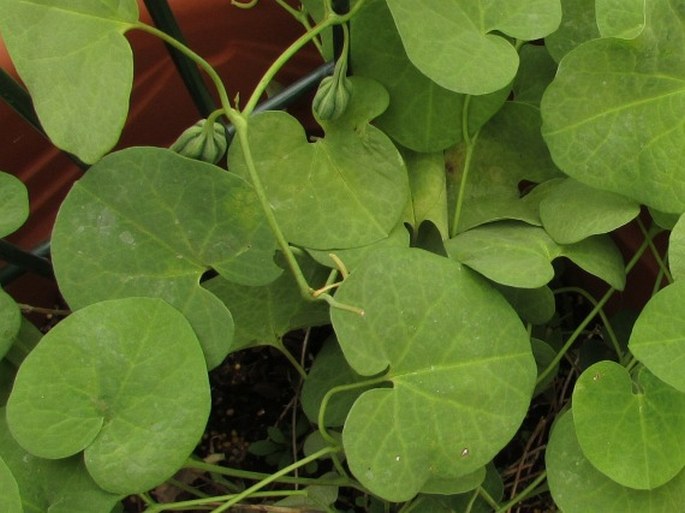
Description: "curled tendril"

(231, 0), (259, 9)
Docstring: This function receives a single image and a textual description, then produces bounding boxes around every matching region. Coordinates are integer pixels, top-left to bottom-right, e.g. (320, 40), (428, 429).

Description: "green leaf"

(0, 455), (21, 513)
(0, 0), (139, 163)
(0, 172), (29, 238)
(351, 0), (508, 152)
(446, 102), (562, 233)
(559, 234), (626, 291)
(539, 178), (640, 244)
(445, 222), (625, 290)
(4, 318), (42, 371)
(547, 410), (685, 513)
(0, 360), (15, 407)
(413, 464), (503, 513)
(420, 466), (485, 496)
(403, 150), (449, 239)
(301, 336), (379, 428)
(669, 213), (685, 281)
(228, 78), (410, 250)
(306, 223), (410, 273)
(331, 248), (536, 501)
(446, 223), (556, 287)
(542, 0), (685, 213)
(385, 0), (561, 95)
(596, 0), (646, 39)
(6, 298), (210, 495)
(532, 338), (559, 395)
(495, 285), (555, 325)
(203, 254), (330, 352)
(0, 411), (122, 513)
(512, 45), (558, 106)
(629, 281), (685, 392)
(51, 147), (282, 368)
(544, 0), (599, 62)
(0, 290), (21, 360)
(651, 208), (680, 231)
(573, 361), (685, 489)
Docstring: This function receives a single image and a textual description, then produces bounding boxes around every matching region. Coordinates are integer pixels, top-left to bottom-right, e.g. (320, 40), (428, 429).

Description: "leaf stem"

(273, 339), (308, 379)
(317, 375), (388, 446)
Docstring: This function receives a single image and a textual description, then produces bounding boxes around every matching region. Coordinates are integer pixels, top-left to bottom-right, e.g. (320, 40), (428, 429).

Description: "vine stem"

(273, 0), (325, 55)
(143, 490), (306, 512)
(536, 231), (653, 386)
(636, 217), (672, 284)
(184, 458), (357, 488)
(450, 95), (479, 238)
(493, 471), (547, 513)
(242, 0), (367, 116)
(139, 15), (366, 314)
(209, 446), (339, 512)
(552, 286), (623, 362)
(132, 23), (239, 126)
(232, 119), (314, 298)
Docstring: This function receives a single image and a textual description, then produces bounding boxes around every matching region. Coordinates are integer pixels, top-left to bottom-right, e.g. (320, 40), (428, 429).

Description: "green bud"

(312, 58), (352, 121)
(170, 119), (227, 164)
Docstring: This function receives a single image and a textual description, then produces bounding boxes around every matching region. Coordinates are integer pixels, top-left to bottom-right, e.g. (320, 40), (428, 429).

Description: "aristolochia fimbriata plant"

(1, 0), (685, 511)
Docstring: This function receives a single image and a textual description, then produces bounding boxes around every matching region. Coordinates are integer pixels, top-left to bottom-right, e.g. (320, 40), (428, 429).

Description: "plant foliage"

(1, 0), (685, 511)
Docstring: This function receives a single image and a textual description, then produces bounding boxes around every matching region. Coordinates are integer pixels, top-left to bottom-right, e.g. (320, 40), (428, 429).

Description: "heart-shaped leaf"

(573, 361), (685, 489)
(629, 281), (685, 392)
(0, 172), (29, 238)
(330, 248), (536, 501)
(596, 0), (646, 39)
(386, 0), (561, 95)
(547, 410), (685, 513)
(539, 178), (640, 244)
(228, 77), (410, 250)
(445, 222), (626, 290)
(0, 0), (139, 163)
(0, 290), (20, 361)
(0, 455), (21, 513)
(351, 0), (508, 152)
(52, 147), (282, 368)
(0, 412), (122, 513)
(6, 297), (210, 494)
(542, 0), (685, 213)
